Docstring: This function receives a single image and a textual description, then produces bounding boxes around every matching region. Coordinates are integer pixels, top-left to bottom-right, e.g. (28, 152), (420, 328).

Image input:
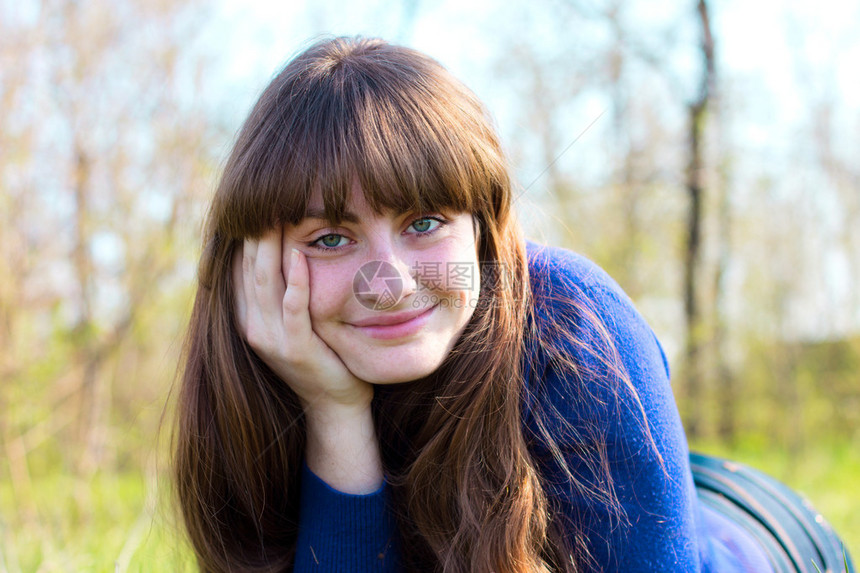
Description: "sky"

(202, 0), (860, 201)
(206, 0), (860, 114)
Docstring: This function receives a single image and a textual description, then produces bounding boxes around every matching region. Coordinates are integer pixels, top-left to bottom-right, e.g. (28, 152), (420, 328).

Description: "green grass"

(2, 440), (856, 571)
(689, 437), (860, 562)
(0, 470), (195, 572)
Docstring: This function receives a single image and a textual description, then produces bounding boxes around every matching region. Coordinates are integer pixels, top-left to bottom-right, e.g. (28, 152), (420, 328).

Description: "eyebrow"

(302, 207), (361, 224)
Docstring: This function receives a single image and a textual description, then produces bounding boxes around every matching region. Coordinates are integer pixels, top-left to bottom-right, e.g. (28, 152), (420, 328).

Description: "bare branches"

(0, 0), (214, 483)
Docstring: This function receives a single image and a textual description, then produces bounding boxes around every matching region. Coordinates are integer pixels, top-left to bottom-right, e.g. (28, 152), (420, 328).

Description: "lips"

(349, 305), (437, 340)
(350, 307), (434, 327)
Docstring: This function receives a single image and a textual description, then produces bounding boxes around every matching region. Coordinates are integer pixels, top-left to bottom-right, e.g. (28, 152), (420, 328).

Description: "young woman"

(174, 37), (852, 572)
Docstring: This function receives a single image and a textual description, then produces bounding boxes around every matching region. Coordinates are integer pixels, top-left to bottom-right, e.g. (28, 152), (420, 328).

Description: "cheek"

(441, 244), (480, 295)
(306, 261), (356, 319)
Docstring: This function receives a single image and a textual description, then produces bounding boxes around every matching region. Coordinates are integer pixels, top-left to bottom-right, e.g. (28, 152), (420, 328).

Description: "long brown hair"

(174, 36), (629, 572)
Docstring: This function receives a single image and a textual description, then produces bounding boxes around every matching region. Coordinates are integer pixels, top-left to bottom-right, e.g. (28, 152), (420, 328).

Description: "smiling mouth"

(351, 306), (434, 327)
(350, 304), (437, 340)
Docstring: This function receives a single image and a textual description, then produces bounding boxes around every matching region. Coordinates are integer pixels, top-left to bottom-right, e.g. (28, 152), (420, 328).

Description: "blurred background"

(1, 0), (858, 569)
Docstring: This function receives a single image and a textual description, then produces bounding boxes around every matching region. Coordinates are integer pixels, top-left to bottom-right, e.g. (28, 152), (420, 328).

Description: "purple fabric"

(701, 503), (776, 573)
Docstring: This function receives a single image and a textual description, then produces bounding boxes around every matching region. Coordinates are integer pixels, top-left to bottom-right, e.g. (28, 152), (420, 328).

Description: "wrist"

(301, 383), (373, 416)
(294, 373), (374, 414)
(304, 400), (383, 494)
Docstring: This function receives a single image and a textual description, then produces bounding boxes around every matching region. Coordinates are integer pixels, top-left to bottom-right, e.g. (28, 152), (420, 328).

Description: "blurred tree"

(712, 115), (736, 444)
(680, 0), (715, 440)
(489, 0), (860, 448)
(0, 0), (215, 491)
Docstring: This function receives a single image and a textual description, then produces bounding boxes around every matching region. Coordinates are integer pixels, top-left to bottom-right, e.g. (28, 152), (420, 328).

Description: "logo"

(352, 261), (404, 310)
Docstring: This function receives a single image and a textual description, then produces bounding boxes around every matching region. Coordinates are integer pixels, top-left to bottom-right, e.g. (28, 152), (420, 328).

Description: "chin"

(351, 358), (442, 386)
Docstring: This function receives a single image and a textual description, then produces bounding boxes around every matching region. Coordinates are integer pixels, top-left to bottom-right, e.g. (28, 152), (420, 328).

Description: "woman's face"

(283, 186), (481, 385)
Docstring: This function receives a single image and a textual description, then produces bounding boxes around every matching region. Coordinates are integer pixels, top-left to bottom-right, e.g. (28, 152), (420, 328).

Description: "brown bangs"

(212, 37), (508, 239)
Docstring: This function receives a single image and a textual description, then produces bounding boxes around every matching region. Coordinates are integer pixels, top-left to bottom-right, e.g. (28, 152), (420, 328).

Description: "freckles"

(306, 260), (358, 318)
(304, 262), (331, 318)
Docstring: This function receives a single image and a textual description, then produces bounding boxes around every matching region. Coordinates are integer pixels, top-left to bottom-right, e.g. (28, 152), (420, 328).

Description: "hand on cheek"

(232, 229), (372, 412)
(232, 229), (382, 493)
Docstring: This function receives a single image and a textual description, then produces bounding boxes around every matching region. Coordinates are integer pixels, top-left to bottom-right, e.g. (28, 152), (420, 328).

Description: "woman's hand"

(233, 228), (372, 410)
(233, 229), (382, 493)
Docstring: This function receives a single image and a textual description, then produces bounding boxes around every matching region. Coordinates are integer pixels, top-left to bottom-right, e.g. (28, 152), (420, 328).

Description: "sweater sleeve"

(523, 244), (714, 572)
(293, 464), (399, 572)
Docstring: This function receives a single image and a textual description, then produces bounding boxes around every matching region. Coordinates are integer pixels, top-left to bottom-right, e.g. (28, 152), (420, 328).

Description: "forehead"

(304, 184), (377, 223)
(303, 183), (429, 225)
(306, 182), (367, 211)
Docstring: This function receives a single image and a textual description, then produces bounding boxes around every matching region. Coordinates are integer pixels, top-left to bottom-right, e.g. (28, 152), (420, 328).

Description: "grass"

(0, 470), (195, 572)
(689, 437), (860, 563)
(1, 440), (856, 572)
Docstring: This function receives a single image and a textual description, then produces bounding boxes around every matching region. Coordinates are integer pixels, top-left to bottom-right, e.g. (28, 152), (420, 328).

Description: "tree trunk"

(682, 0), (715, 440)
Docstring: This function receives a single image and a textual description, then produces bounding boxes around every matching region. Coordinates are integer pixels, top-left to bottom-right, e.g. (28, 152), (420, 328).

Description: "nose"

(352, 244), (418, 310)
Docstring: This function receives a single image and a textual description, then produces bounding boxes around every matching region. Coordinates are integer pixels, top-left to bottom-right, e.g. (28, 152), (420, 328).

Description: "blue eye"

(308, 216), (446, 251)
(311, 233), (349, 250)
(409, 217), (443, 234)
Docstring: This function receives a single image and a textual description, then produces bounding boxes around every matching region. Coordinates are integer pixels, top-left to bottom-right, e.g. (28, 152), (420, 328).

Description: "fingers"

(252, 228), (286, 315)
(236, 229), (288, 352)
(282, 248), (310, 318)
(230, 232), (369, 407)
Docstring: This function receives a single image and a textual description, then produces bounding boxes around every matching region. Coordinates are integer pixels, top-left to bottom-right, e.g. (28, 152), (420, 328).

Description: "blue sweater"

(293, 241), (763, 572)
